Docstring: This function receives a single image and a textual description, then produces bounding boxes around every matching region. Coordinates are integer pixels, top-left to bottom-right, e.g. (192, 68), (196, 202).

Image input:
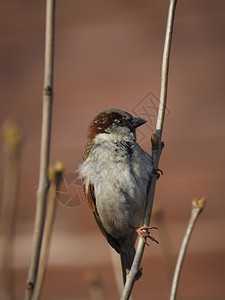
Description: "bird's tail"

(120, 248), (135, 285)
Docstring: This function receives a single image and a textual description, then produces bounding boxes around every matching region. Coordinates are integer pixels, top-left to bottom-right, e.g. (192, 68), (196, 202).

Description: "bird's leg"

(136, 226), (159, 245)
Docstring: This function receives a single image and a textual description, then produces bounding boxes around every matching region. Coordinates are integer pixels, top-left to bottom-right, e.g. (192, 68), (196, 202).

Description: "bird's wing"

(83, 182), (121, 254)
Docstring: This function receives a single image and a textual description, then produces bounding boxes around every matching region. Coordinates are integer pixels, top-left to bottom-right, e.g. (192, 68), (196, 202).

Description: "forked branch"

(24, 1), (56, 299)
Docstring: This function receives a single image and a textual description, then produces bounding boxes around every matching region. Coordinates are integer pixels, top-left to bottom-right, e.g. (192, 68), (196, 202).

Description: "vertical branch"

(31, 162), (64, 300)
(24, 1), (56, 299)
(170, 197), (206, 300)
(1, 122), (22, 300)
(120, 1), (177, 299)
(156, 0), (177, 140)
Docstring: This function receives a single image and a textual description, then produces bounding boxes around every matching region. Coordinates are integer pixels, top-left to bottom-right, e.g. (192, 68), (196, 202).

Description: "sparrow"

(79, 108), (154, 284)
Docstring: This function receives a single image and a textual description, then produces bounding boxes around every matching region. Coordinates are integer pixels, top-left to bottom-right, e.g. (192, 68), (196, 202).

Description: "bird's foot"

(136, 226), (159, 245)
(136, 267), (143, 281)
(153, 168), (163, 180)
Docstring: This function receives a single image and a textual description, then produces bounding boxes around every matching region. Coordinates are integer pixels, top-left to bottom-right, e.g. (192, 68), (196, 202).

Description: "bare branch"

(24, 1), (56, 299)
(31, 162), (64, 300)
(1, 121), (22, 300)
(120, 1), (177, 299)
(156, 0), (178, 139)
(170, 197), (206, 300)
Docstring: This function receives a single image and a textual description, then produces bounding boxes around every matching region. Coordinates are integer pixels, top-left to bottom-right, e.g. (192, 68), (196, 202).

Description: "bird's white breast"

(80, 133), (153, 238)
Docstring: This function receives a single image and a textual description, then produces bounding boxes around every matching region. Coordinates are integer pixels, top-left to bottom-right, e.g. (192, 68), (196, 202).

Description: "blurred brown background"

(0, 0), (225, 299)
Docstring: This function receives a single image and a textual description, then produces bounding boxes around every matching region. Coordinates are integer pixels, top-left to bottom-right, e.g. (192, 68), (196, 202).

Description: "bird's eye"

(114, 118), (124, 125)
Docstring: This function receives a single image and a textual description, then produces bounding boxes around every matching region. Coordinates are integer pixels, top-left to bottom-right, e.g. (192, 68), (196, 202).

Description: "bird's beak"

(131, 117), (147, 128)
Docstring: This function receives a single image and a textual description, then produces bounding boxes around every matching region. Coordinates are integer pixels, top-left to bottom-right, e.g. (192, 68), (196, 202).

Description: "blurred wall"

(0, 1), (225, 299)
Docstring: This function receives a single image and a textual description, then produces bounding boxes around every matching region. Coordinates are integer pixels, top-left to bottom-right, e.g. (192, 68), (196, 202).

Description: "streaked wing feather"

(83, 142), (93, 162)
(84, 182), (121, 254)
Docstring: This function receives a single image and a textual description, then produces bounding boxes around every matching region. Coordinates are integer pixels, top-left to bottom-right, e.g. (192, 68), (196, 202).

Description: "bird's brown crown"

(87, 109), (132, 142)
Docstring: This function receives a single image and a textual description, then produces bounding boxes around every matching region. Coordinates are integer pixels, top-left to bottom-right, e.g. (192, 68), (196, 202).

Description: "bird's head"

(87, 108), (147, 142)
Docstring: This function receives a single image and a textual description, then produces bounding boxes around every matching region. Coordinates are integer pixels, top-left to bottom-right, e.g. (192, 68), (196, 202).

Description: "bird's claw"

(136, 226), (159, 245)
(153, 168), (163, 180)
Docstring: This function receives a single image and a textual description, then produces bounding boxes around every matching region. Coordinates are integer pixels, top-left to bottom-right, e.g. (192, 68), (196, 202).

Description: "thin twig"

(170, 197), (206, 300)
(0, 121), (22, 300)
(24, 1), (55, 299)
(120, 1), (177, 299)
(31, 161), (64, 300)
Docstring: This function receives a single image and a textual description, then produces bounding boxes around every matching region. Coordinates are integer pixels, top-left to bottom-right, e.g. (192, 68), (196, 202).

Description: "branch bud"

(192, 197), (206, 212)
(48, 160), (64, 183)
(151, 134), (159, 150)
(1, 121), (22, 150)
